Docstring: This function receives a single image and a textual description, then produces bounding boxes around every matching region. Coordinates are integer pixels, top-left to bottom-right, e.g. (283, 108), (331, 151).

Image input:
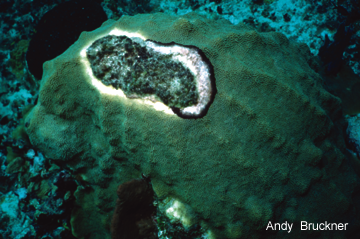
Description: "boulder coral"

(24, 12), (360, 239)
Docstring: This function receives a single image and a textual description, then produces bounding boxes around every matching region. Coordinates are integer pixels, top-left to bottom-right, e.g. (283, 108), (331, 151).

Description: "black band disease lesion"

(86, 35), (199, 108)
(86, 35), (217, 119)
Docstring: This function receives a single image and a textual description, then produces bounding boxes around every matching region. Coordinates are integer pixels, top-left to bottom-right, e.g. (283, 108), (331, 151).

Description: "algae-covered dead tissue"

(81, 29), (214, 119)
(24, 12), (360, 239)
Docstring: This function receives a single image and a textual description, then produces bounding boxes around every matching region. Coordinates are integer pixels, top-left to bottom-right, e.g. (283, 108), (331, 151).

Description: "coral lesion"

(86, 35), (199, 109)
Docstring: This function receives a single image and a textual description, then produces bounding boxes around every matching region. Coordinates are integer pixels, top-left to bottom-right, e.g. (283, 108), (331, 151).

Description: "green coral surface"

(25, 12), (360, 239)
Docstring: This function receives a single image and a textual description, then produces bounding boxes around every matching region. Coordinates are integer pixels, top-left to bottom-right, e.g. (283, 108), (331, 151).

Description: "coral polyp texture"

(25, 13), (360, 239)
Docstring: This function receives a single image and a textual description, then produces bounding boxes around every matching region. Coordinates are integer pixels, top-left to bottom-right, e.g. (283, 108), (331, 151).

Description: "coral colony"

(1, 0), (360, 239)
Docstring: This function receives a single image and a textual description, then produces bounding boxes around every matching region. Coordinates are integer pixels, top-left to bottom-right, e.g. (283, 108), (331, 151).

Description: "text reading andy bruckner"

(266, 221), (349, 233)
